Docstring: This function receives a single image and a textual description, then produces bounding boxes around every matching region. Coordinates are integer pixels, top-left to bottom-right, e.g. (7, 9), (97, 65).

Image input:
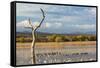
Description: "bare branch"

(28, 18), (33, 27)
(37, 8), (45, 28)
(40, 8), (45, 18)
(24, 18), (33, 29)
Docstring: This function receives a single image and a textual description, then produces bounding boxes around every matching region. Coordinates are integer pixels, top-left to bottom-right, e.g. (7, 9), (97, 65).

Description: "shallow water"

(16, 45), (96, 65)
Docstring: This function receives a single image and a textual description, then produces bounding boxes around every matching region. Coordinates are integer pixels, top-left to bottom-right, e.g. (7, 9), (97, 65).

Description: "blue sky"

(16, 3), (96, 34)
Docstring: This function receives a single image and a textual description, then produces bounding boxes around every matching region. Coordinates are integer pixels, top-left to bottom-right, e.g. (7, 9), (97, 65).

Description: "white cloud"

(72, 24), (96, 29)
(17, 20), (41, 28)
(17, 20), (31, 27)
(17, 20), (62, 29)
(42, 22), (62, 29)
(45, 23), (51, 28)
(33, 22), (40, 27)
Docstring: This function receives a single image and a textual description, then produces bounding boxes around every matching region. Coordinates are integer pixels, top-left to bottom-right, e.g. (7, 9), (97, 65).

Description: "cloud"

(17, 20), (62, 29)
(45, 23), (51, 28)
(55, 23), (62, 27)
(16, 3), (52, 17)
(17, 3), (96, 24)
(89, 8), (96, 16)
(16, 3), (96, 33)
(17, 20), (30, 27)
(17, 20), (41, 28)
(72, 24), (96, 30)
(42, 22), (62, 29)
(84, 7), (96, 17)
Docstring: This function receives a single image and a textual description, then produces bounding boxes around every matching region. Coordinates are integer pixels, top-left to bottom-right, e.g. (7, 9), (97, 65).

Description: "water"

(16, 44), (96, 65)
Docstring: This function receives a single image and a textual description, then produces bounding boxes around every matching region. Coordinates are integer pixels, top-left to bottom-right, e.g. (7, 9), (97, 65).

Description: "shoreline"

(16, 41), (96, 48)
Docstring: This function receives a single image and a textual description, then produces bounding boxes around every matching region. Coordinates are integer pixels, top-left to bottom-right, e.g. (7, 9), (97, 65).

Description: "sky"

(16, 3), (96, 34)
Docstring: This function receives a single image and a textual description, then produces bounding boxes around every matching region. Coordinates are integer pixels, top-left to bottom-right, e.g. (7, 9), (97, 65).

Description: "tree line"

(16, 34), (96, 43)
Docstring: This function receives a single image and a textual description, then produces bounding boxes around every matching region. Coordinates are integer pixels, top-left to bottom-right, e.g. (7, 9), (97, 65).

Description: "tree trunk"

(31, 30), (36, 64)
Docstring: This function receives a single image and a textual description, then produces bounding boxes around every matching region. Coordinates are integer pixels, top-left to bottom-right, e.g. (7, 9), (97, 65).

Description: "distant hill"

(16, 31), (96, 36)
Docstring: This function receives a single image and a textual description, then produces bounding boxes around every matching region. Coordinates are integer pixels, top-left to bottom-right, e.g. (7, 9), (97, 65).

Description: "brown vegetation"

(16, 34), (96, 43)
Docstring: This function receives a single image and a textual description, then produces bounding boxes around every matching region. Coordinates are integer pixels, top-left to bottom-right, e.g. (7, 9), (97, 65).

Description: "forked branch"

(24, 8), (45, 64)
(25, 8), (45, 30)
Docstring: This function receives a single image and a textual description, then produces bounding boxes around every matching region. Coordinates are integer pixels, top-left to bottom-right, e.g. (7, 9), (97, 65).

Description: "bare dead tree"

(25, 8), (45, 64)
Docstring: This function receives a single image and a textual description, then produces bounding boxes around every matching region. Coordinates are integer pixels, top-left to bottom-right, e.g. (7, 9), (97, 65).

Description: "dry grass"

(16, 41), (96, 48)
